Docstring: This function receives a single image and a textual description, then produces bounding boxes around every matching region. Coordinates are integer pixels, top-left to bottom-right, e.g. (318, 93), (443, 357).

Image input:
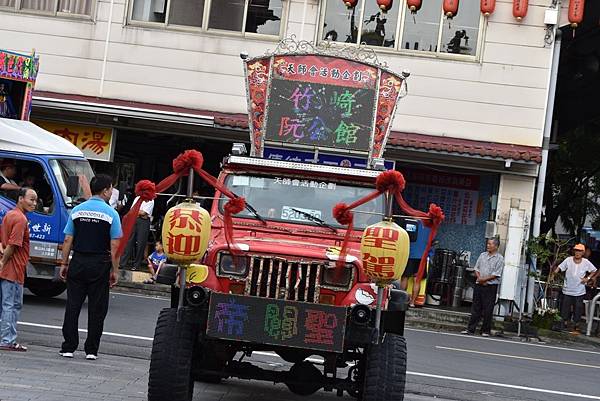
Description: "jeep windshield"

(49, 159), (94, 207)
(220, 174), (383, 229)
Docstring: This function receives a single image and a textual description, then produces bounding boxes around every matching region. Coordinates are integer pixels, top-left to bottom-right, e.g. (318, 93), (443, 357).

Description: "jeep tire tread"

(361, 333), (407, 401)
(148, 307), (198, 401)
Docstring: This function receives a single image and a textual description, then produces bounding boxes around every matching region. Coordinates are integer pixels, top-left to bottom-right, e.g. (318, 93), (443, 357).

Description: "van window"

(0, 158), (55, 215)
(49, 159), (94, 207)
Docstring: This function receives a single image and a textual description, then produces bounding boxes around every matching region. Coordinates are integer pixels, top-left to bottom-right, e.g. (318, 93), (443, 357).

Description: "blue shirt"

(64, 196), (122, 254)
(149, 251), (167, 267)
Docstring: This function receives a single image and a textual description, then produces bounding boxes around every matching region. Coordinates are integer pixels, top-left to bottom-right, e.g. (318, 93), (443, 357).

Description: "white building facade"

(1, 0), (561, 307)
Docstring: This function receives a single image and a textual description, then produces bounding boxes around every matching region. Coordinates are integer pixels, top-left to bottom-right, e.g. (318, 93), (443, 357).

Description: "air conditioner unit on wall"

(485, 221), (497, 238)
(153, 0), (166, 14)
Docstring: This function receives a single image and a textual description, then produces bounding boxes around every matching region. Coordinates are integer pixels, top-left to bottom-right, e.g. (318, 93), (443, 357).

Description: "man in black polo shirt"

(58, 174), (122, 360)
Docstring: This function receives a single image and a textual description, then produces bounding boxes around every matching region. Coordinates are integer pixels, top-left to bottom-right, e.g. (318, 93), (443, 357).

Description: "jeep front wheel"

(361, 333), (407, 401)
(148, 307), (198, 401)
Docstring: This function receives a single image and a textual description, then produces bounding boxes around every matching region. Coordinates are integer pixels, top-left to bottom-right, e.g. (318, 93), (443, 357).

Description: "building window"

(0, 0), (93, 15)
(321, 0), (481, 57)
(130, 0), (283, 36)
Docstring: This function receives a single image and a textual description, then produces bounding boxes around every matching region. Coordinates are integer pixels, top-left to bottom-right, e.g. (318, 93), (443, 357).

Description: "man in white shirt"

(554, 243), (598, 333)
(119, 196), (154, 270)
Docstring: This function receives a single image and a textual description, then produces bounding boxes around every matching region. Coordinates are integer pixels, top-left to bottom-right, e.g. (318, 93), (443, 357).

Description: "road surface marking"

(110, 291), (169, 300)
(407, 327), (600, 355)
(18, 321), (154, 341)
(435, 345), (600, 369)
(408, 371), (600, 399)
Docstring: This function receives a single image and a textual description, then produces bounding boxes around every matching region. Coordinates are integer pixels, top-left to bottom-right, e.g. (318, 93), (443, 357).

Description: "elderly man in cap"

(0, 160), (20, 192)
(554, 243), (598, 333)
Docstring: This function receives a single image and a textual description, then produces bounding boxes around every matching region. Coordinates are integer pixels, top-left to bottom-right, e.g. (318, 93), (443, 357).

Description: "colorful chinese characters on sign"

(162, 202), (211, 264)
(0, 50), (38, 82)
(207, 293), (347, 352)
(264, 55), (378, 152)
(360, 221), (410, 284)
(35, 120), (115, 162)
(0, 49), (39, 120)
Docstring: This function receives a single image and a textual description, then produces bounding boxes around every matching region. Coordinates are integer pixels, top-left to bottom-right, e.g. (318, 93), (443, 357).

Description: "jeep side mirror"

(66, 176), (80, 197)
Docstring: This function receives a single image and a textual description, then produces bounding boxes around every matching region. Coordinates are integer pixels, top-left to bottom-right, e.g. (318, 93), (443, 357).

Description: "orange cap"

(573, 243), (585, 251)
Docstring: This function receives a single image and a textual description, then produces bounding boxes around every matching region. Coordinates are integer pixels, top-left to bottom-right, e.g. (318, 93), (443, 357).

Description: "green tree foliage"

(542, 123), (600, 236)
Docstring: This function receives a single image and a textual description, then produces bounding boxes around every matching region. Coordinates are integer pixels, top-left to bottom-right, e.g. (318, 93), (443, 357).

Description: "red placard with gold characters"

(360, 221), (410, 284)
(162, 202), (211, 264)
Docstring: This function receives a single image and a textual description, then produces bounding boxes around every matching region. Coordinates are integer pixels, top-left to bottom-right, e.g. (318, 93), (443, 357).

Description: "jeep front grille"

(245, 256), (323, 303)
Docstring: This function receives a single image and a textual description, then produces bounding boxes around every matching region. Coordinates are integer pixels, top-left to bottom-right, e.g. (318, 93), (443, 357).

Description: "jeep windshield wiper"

(244, 201), (267, 225)
(291, 208), (337, 232)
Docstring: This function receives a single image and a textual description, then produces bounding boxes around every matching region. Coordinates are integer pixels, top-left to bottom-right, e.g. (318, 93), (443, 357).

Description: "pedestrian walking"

(553, 243), (597, 334)
(0, 187), (37, 352)
(462, 237), (504, 336)
(59, 174), (122, 360)
(119, 195), (153, 270)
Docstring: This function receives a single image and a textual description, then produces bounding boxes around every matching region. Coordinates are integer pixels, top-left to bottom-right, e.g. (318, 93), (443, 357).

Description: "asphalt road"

(4, 289), (600, 401)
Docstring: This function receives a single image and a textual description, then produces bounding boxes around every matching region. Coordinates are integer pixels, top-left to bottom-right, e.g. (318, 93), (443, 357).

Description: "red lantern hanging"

(513, 0), (528, 21)
(568, 0), (585, 28)
(443, 0), (459, 18)
(377, 0), (393, 12)
(406, 0), (421, 13)
(480, 0), (496, 17)
(343, 0), (358, 8)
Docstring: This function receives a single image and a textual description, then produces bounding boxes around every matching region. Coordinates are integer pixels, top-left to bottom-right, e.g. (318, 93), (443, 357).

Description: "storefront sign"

(264, 147), (395, 170)
(0, 50), (38, 82)
(265, 55), (378, 152)
(402, 169), (480, 226)
(206, 293), (347, 352)
(35, 120), (115, 162)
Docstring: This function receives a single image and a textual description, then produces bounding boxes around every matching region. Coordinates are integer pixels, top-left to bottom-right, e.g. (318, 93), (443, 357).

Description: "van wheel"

(361, 333), (407, 401)
(26, 279), (66, 298)
(148, 308), (199, 401)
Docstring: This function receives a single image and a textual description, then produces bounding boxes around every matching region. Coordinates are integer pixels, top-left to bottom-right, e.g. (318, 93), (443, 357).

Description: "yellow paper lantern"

(360, 220), (410, 284)
(186, 264), (209, 284)
(162, 202), (211, 264)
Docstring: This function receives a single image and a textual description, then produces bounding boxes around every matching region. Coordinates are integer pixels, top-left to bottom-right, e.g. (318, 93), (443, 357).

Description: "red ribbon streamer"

(332, 170), (445, 288)
(116, 149), (245, 259)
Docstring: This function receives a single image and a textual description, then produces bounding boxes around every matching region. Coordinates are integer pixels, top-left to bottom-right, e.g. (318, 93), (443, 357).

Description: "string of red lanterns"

(568, 0), (585, 28)
(480, 0), (496, 17)
(512, 0), (528, 21)
(443, 0), (459, 18)
(338, 0), (585, 27)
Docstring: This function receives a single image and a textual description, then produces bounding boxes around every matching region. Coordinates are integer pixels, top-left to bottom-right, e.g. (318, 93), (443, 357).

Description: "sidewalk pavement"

(0, 345), (148, 401)
(115, 271), (600, 349)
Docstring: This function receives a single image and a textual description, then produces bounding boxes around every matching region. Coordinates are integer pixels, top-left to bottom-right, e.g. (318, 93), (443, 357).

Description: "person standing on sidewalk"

(0, 187), (37, 352)
(59, 174), (122, 360)
(462, 237), (504, 336)
(553, 243), (597, 334)
(119, 195), (153, 270)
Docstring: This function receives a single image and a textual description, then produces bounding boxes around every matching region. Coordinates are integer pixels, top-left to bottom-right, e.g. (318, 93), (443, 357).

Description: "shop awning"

(31, 91), (541, 164)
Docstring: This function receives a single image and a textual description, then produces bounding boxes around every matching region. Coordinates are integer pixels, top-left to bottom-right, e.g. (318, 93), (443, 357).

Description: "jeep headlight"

(321, 263), (354, 288)
(217, 253), (249, 277)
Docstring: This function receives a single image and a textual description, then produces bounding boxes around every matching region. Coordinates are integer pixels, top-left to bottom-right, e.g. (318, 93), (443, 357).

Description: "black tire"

(361, 333), (407, 401)
(26, 279), (66, 298)
(148, 307), (199, 401)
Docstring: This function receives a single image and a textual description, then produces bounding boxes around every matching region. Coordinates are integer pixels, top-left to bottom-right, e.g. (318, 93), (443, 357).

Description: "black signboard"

(265, 79), (376, 152)
(206, 293), (347, 352)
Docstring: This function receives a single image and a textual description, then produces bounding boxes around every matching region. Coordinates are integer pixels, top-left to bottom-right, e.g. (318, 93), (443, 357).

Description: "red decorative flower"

(135, 180), (157, 202)
(173, 149), (203, 175)
(333, 203), (353, 225)
(424, 203), (445, 228)
(375, 170), (406, 194)
(224, 197), (246, 215)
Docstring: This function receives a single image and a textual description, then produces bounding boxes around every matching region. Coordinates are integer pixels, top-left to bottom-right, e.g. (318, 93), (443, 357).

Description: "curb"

(115, 281), (171, 297)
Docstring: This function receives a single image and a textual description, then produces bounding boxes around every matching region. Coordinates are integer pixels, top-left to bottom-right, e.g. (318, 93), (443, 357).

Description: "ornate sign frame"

(0, 49), (39, 121)
(244, 37), (409, 168)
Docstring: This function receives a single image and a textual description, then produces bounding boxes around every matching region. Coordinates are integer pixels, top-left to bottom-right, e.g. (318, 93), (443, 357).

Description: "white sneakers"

(59, 351), (98, 360)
